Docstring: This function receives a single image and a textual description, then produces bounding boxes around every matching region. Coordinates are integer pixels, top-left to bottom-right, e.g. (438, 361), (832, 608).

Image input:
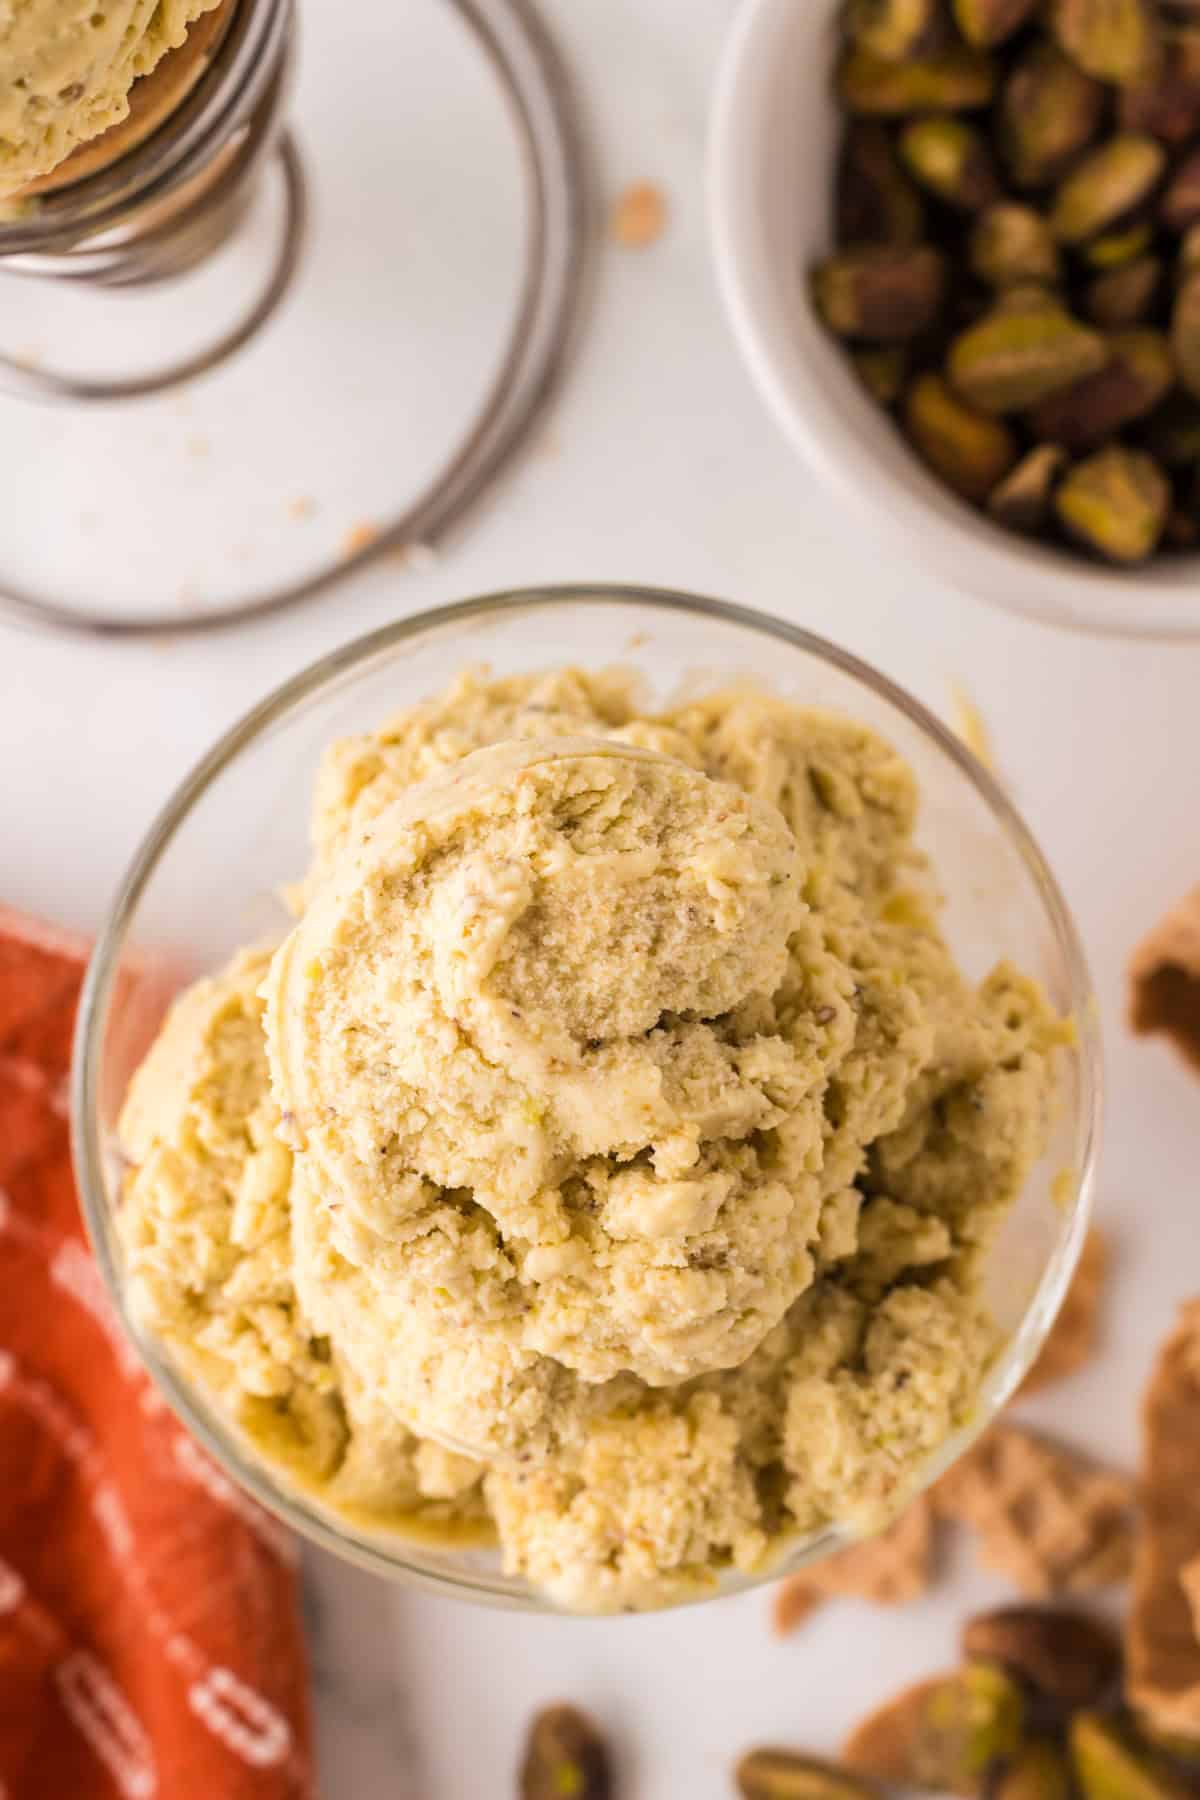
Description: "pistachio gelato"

(0, 0), (223, 197)
(118, 666), (1067, 1611)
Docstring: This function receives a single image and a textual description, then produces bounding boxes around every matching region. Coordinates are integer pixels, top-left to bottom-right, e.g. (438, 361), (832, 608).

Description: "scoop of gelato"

(0, 0), (222, 197)
(266, 737), (842, 1456)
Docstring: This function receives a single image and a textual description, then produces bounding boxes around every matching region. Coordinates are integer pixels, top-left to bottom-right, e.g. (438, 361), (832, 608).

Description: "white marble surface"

(2, 1), (1200, 1794)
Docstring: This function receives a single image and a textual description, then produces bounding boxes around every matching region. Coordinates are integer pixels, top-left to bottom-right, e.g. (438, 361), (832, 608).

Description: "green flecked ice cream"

(0, 0), (222, 197)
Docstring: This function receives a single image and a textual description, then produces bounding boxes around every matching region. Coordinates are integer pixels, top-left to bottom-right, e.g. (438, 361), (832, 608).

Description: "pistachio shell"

(1000, 43), (1105, 188)
(813, 246), (947, 340)
(1050, 135), (1167, 246)
(837, 124), (926, 247)
(905, 371), (1020, 500)
(948, 304), (1108, 411)
(1055, 446), (1170, 561)
(970, 205), (1062, 287)
(1049, 0), (1161, 86)
(962, 1606), (1122, 1710)
(837, 44), (998, 115)
(899, 116), (1000, 211)
(1029, 329), (1174, 449)
(521, 1706), (612, 1800)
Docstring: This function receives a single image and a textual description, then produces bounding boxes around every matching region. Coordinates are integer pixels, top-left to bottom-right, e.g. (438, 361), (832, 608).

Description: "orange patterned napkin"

(0, 910), (314, 1800)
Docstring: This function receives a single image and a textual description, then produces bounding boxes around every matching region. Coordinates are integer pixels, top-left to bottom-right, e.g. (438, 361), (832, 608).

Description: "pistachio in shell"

(993, 1739), (1075, 1800)
(1182, 223), (1200, 273)
(961, 1606), (1122, 1711)
(735, 1749), (880, 1800)
(970, 205), (1062, 288)
(1048, 0), (1161, 86)
(837, 124), (926, 248)
(947, 302), (1107, 412)
(899, 116), (1000, 211)
(813, 245), (947, 340)
(520, 1705), (612, 1800)
(1171, 270), (1200, 398)
(1119, 27), (1200, 142)
(853, 345), (909, 405)
(952, 0), (1039, 47)
(1085, 255), (1162, 327)
(1083, 221), (1155, 270)
(1055, 445), (1171, 562)
(904, 371), (1019, 500)
(988, 444), (1068, 531)
(837, 44), (997, 115)
(848, 0), (942, 60)
(1000, 43), (1105, 188)
(1050, 135), (1167, 246)
(844, 1664), (1024, 1797)
(1029, 329), (1174, 449)
(1161, 146), (1200, 234)
(1070, 1714), (1194, 1800)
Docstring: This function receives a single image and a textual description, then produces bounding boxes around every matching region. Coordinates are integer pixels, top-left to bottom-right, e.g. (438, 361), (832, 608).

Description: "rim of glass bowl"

(72, 584), (1103, 1613)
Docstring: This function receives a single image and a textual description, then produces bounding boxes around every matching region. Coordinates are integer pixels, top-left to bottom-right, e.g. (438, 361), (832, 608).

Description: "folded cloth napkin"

(0, 910), (314, 1800)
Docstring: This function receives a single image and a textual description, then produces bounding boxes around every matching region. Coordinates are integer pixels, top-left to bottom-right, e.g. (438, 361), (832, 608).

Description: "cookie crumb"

(611, 181), (667, 249)
(287, 497), (315, 522)
(342, 520), (381, 558)
(773, 1495), (935, 1636)
(934, 1423), (1135, 1596)
(1129, 887), (1200, 1075)
(950, 681), (996, 774)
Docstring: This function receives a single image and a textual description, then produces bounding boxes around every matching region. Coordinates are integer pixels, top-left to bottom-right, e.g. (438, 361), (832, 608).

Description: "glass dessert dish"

(73, 586), (1102, 1612)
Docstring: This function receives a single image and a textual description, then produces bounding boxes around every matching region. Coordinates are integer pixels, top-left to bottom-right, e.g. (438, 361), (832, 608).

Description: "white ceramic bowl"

(709, 0), (1200, 640)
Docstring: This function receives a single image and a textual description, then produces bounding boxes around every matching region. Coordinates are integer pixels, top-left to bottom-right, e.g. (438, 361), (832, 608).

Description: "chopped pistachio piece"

(520, 1706), (612, 1800)
(1029, 329), (1174, 450)
(1050, 135), (1167, 246)
(1055, 445), (1170, 562)
(1071, 1714), (1193, 1800)
(837, 124), (926, 247)
(837, 44), (997, 115)
(948, 303), (1107, 411)
(971, 205), (1062, 288)
(735, 1749), (880, 1800)
(1049, 0), (1161, 86)
(813, 245), (947, 340)
(905, 371), (1019, 500)
(953, 0), (1039, 47)
(1000, 43), (1104, 188)
(1085, 256), (1161, 328)
(988, 444), (1068, 532)
(848, 0), (941, 60)
(900, 116), (1000, 211)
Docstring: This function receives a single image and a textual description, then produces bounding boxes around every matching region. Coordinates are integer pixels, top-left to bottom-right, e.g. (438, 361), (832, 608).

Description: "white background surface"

(1, 1), (1198, 1794)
